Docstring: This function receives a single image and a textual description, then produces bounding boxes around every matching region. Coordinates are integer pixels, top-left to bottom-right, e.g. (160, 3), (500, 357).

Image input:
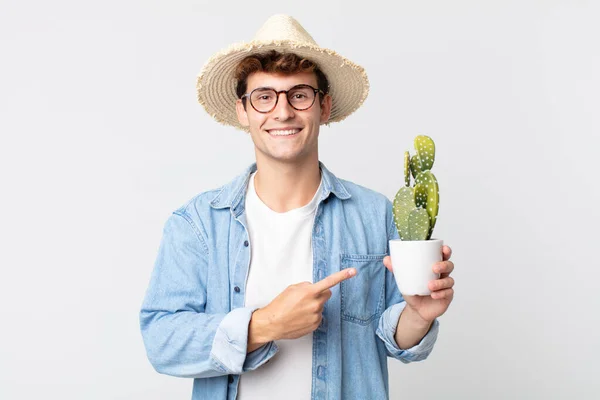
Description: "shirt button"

(317, 365), (326, 379)
(234, 286), (241, 293)
(228, 375), (234, 383)
(244, 240), (249, 247)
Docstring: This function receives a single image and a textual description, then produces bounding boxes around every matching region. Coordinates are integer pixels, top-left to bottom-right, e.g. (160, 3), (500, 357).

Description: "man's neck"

(253, 156), (321, 213)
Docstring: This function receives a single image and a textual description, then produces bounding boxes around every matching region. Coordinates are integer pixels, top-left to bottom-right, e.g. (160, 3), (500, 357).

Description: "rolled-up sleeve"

(139, 211), (277, 378)
(211, 307), (279, 373)
(376, 302), (439, 363)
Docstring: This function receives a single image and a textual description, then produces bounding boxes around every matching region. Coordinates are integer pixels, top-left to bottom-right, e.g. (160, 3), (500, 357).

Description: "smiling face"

(236, 71), (332, 165)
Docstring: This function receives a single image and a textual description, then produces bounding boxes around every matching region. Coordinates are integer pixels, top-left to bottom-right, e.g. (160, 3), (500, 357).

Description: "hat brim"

(196, 40), (369, 132)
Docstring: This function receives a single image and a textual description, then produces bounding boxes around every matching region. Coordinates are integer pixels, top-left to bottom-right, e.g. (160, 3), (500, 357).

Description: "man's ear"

(320, 94), (332, 124)
(236, 99), (250, 127)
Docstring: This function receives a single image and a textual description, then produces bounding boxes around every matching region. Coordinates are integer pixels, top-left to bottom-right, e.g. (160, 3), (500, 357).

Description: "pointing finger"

(312, 268), (357, 292)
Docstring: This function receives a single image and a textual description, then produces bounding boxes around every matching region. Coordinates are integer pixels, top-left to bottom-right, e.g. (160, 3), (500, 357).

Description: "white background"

(1, 0), (599, 399)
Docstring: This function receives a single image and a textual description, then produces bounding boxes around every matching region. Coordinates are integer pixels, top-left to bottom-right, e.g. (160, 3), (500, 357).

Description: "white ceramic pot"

(389, 238), (444, 296)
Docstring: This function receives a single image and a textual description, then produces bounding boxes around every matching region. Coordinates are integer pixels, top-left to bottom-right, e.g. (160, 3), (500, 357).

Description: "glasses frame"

(241, 84), (325, 114)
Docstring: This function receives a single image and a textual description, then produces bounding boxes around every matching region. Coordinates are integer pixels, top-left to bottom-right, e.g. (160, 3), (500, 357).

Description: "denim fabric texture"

(140, 161), (439, 400)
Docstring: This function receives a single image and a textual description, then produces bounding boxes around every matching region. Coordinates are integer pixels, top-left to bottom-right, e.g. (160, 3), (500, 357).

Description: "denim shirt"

(139, 161), (440, 400)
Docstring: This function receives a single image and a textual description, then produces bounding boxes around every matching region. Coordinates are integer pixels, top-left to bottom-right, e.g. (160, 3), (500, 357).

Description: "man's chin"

(260, 151), (306, 164)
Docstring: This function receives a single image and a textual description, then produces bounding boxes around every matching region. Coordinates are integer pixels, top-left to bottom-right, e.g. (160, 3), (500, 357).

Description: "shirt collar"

(209, 161), (351, 211)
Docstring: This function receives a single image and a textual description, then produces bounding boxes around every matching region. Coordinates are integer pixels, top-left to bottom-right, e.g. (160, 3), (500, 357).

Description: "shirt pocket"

(340, 253), (386, 325)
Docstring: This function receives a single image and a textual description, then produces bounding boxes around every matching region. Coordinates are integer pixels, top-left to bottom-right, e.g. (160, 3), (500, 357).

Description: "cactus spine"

(393, 135), (440, 241)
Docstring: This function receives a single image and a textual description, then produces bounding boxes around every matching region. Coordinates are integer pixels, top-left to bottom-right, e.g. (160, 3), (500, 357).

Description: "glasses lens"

(250, 88), (277, 112)
(288, 86), (315, 110)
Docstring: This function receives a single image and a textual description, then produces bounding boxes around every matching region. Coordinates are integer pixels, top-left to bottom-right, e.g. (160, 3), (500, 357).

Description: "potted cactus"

(389, 135), (444, 296)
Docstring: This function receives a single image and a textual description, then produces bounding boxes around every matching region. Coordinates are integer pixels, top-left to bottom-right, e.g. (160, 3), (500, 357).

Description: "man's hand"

(247, 268), (356, 352)
(383, 245), (454, 324)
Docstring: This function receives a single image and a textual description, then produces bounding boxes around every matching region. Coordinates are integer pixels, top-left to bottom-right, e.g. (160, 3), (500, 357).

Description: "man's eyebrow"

(248, 84), (313, 92)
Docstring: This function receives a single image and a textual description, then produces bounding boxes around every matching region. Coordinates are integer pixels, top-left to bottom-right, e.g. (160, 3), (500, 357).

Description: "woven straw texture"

(196, 14), (370, 131)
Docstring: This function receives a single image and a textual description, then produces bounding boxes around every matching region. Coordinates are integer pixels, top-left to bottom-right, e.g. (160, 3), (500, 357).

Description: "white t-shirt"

(237, 171), (322, 400)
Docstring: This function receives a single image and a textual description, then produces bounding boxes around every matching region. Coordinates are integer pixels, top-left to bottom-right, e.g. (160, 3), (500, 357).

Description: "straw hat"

(196, 14), (370, 131)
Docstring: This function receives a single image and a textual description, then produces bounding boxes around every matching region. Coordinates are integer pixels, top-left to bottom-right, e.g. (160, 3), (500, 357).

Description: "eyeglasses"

(241, 84), (325, 113)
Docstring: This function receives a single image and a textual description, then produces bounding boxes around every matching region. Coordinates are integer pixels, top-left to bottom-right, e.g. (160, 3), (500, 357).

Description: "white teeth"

(269, 129), (300, 136)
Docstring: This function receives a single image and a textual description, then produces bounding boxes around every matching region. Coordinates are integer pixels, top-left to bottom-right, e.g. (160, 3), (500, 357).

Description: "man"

(140, 14), (455, 400)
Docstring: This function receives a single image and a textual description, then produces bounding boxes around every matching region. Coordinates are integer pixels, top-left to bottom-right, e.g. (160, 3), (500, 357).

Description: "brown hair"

(234, 50), (329, 109)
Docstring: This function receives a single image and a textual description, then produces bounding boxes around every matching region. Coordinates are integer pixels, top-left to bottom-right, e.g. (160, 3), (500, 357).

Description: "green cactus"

(392, 135), (440, 241)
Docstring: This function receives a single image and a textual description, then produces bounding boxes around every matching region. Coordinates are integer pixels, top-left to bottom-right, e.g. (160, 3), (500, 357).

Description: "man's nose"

(272, 92), (295, 120)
